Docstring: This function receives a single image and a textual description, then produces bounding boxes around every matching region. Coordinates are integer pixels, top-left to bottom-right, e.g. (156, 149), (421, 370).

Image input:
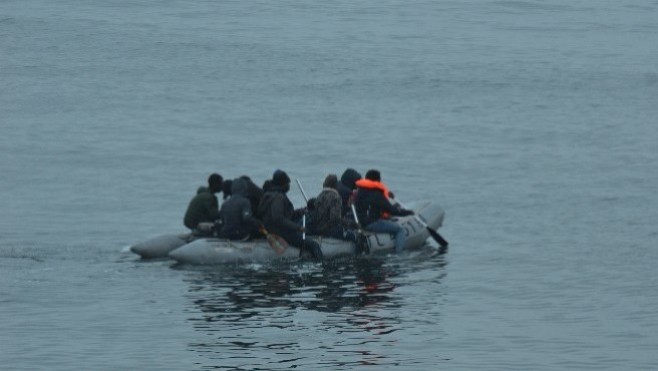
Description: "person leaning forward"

(354, 169), (414, 253)
(218, 177), (263, 241)
(258, 169), (323, 260)
(183, 173), (223, 235)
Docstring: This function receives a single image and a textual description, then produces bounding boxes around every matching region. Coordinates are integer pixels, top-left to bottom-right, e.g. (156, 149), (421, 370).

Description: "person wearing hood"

(218, 177), (263, 240)
(221, 179), (233, 200)
(354, 169), (414, 253)
(258, 170), (323, 260)
(183, 173), (223, 234)
(308, 174), (356, 241)
(239, 175), (264, 217)
(337, 168), (362, 215)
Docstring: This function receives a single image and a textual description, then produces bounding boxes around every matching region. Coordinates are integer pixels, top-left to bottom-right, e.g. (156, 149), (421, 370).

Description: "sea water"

(1, 0), (657, 369)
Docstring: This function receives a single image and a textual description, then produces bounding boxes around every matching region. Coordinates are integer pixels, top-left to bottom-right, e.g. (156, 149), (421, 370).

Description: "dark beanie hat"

(272, 169), (290, 186)
(208, 173), (223, 187)
(323, 174), (338, 189)
(365, 169), (381, 182)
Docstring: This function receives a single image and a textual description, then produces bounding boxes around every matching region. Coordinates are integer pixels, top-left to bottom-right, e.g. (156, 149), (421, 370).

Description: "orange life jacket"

(355, 179), (392, 218)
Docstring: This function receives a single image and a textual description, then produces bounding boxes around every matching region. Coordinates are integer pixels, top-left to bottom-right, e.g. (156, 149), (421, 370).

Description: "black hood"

(230, 177), (249, 197)
(340, 168), (362, 190)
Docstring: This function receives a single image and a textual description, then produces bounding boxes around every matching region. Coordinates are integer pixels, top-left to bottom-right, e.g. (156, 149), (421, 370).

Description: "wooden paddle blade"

(266, 233), (288, 254)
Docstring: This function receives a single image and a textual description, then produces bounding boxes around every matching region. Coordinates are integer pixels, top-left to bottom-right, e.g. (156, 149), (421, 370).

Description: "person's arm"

(240, 200), (263, 230)
(271, 197), (302, 232)
(205, 194), (220, 220)
(292, 207), (307, 220)
(375, 192), (413, 216)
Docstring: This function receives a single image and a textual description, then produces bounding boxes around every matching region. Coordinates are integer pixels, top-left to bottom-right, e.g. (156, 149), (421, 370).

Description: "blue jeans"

(366, 219), (406, 253)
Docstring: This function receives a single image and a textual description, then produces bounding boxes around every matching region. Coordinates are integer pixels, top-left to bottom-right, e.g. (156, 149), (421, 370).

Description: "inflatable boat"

(130, 233), (194, 259)
(165, 200), (445, 265)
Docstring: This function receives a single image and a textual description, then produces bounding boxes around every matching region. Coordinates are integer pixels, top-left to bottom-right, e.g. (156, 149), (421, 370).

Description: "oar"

(259, 226), (287, 254)
(398, 201), (448, 248)
(295, 178), (309, 203)
(350, 204), (363, 231)
(295, 178), (309, 238)
(351, 203), (370, 255)
(295, 179), (322, 259)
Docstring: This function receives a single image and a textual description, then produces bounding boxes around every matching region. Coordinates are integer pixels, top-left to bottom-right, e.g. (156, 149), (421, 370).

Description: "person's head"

(365, 169), (381, 182)
(231, 177), (249, 197)
(323, 174), (338, 189)
(262, 179), (273, 192)
(340, 168), (362, 189)
(208, 173), (223, 193)
(221, 179), (233, 199)
(240, 175), (259, 191)
(272, 169), (291, 192)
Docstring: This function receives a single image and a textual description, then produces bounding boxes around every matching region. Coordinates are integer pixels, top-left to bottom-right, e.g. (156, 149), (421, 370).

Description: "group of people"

(183, 168), (415, 259)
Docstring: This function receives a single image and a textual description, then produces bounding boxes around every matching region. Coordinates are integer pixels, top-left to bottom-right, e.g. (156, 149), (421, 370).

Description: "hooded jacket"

(257, 185), (301, 236)
(337, 168), (361, 214)
(219, 178), (261, 238)
(240, 176), (264, 216)
(310, 187), (342, 235)
(183, 187), (220, 230)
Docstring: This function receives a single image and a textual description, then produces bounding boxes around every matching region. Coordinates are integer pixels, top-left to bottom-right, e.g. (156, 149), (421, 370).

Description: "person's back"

(219, 178), (262, 240)
(240, 175), (264, 217)
(183, 173), (223, 233)
(337, 168), (361, 215)
(258, 169), (323, 259)
(354, 169), (412, 253)
(309, 174), (343, 236)
(354, 174), (396, 226)
(258, 171), (298, 237)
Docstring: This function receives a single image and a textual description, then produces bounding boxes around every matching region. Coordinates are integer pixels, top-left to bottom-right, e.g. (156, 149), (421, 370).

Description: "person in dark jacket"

(239, 175), (264, 217)
(219, 177), (263, 240)
(258, 170), (323, 259)
(337, 168), (362, 216)
(262, 179), (273, 193)
(308, 174), (356, 241)
(183, 173), (223, 234)
(221, 179), (233, 200)
(354, 169), (413, 253)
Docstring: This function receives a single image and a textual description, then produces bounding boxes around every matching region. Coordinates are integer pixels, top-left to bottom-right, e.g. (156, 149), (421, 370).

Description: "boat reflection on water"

(174, 247), (448, 369)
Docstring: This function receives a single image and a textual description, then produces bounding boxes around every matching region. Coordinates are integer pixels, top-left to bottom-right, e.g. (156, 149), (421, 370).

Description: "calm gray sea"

(2, 0), (657, 369)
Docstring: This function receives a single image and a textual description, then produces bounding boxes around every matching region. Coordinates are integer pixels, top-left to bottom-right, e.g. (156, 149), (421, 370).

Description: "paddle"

(295, 178), (309, 203)
(295, 178), (309, 238)
(259, 226), (287, 254)
(397, 201), (448, 248)
(351, 203), (370, 255)
(295, 179), (324, 259)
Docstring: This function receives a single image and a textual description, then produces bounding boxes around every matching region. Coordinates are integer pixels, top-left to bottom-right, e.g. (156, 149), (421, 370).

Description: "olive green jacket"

(183, 187), (220, 230)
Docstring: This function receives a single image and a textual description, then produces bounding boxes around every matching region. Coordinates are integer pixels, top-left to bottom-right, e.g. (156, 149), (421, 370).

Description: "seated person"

(183, 173), (223, 235)
(258, 170), (323, 260)
(308, 174), (355, 242)
(219, 178), (263, 241)
(337, 168), (362, 216)
(354, 169), (413, 253)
